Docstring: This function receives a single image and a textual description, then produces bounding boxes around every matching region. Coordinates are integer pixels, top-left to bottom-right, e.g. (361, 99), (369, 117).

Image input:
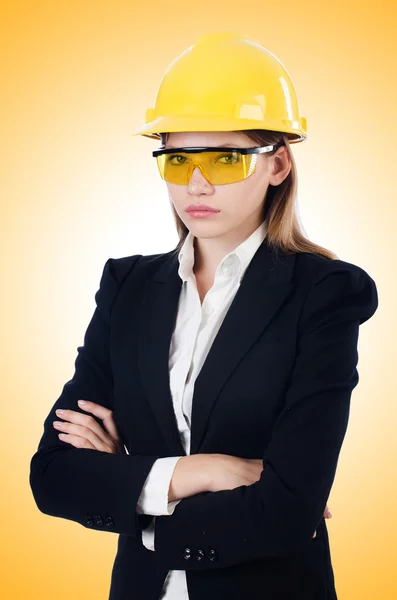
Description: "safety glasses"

(152, 140), (285, 185)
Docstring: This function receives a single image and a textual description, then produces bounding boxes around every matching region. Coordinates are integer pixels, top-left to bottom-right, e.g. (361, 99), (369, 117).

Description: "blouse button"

(223, 255), (235, 266)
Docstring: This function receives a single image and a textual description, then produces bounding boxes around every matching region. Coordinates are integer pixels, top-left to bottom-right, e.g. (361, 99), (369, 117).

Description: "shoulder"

(95, 250), (175, 316)
(294, 251), (377, 294)
(294, 252), (378, 327)
(103, 249), (175, 284)
(294, 250), (373, 282)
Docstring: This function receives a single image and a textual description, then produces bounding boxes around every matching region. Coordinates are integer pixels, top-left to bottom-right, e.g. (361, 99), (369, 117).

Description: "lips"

(186, 204), (220, 212)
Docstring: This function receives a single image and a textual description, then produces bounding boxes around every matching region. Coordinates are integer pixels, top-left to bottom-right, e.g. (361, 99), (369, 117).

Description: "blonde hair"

(159, 129), (338, 260)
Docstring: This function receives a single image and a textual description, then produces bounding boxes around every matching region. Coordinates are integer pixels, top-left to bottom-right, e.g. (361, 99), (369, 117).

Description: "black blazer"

(29, 237), (378, 600)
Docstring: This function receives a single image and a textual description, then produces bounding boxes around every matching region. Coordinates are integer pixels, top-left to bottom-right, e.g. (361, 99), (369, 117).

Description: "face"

(163, 131), (290, 241)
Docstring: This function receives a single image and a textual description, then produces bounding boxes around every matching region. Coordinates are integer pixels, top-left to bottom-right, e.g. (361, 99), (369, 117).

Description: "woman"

(29, 33), (378, 600)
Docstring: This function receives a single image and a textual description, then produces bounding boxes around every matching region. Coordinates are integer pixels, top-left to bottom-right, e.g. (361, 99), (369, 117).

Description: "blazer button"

(94, 515), (103, 526)
(104, 516), (114, 528)
(196, 549), (205, 561)
(85, 514), (94, 526)
(182, 547), (192, 560)
(208, 548), (218, 562)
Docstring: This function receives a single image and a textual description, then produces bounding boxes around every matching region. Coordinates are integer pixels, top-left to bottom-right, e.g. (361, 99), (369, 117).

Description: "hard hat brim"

(131, 114), (307, 143)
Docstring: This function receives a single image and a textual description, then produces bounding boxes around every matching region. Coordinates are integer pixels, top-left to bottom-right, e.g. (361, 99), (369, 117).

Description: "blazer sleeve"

(29, 255), (163, 537)
(152, 262), (379, 570)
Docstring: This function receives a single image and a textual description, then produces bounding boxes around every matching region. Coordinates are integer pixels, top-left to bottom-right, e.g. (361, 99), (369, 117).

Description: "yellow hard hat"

(131, 32), (307, 143)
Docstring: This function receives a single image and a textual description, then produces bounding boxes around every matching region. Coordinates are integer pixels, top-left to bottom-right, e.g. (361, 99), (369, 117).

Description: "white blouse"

(135, 218), (268, 598)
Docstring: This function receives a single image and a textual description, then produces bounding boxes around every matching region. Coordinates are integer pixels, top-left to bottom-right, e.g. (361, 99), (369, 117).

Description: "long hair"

(159, 129), (338, 260)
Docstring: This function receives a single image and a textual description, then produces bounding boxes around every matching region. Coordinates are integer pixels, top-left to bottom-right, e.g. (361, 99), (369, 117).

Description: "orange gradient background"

(2, 1), (396, 599)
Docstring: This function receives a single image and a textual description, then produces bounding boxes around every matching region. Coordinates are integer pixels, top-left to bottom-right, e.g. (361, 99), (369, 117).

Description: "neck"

(193, 216), (264, 275)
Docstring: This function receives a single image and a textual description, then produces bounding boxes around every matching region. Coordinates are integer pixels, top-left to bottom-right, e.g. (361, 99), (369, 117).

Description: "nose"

(187, 165), (211, 188)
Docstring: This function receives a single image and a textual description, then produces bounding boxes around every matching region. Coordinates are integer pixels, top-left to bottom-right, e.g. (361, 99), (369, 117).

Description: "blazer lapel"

(138, 238), (296, 457)
(138, 258), (185, 457)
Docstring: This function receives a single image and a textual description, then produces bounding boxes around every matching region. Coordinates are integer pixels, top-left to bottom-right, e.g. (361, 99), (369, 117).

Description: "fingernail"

(78, 400), (87, 405)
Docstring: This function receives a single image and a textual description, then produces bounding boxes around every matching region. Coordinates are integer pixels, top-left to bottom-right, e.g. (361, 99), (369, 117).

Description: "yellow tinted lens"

(156, 151), (256, 185)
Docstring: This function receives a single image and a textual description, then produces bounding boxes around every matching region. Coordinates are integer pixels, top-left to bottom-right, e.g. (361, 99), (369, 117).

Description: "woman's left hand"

(52, 400), (123, 454)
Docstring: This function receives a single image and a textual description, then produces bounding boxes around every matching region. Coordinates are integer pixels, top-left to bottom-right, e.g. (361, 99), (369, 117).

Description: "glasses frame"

(152, 140), (285, 157)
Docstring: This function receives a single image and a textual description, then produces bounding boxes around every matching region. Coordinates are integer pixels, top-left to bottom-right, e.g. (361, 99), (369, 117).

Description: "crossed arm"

(29, 256), (378, 572)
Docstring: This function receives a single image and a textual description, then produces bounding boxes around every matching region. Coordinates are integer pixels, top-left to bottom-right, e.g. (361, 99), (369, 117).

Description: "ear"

(268, 146), (291, 186)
